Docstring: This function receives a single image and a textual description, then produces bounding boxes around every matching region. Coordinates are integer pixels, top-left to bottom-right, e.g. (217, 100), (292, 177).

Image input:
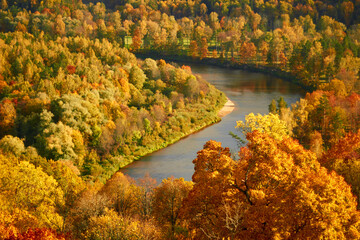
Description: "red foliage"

(0, 79), (8, 92)
(320, 130), (360, 166)
(347, 92), (360, 107)
(66, 65), (76, 74)
(5, 228), (69, 240)
(294, 4), (315, 17)
(41, 8), (53, 15)
(181, 65), (192, 73)
(11, 99), (18, 105)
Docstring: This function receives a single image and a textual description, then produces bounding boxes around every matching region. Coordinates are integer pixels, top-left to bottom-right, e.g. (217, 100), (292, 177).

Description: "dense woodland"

(1, 0), (360, 239)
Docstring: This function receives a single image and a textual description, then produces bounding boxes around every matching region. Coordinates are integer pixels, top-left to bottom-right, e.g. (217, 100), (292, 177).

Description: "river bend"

(121, 63), (306, 182)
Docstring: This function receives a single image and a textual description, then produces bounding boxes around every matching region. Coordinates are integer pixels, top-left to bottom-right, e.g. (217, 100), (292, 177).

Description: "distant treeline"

(0, 0), (359, 92)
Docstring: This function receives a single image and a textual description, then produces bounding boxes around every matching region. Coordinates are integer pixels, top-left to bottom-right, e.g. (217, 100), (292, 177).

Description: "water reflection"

(121, 63), (306, 182)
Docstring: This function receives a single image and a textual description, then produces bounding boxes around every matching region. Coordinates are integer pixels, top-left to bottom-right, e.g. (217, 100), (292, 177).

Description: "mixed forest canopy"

(1, 0), (360, 239)
(0, 0), (359, 90)
(0, 32), (225, 182)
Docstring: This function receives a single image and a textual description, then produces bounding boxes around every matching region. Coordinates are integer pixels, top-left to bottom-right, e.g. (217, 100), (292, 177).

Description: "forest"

(1, 0), (360, 239)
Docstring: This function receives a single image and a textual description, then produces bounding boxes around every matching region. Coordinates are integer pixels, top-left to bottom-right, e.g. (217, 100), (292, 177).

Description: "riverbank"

(121, 63), (305, 181)
(100, 86), (228, 181)
(218, 98), (235, 117)
(135, 52), (314, 92)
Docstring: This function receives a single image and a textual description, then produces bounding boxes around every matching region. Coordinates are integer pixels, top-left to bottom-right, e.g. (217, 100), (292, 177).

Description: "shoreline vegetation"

(118, 96), (226, 168)
(110, 81), (228, 177)
(122, 93), (234, 169)
(136, 52), (311, 92)
(0, 32), (228, 183)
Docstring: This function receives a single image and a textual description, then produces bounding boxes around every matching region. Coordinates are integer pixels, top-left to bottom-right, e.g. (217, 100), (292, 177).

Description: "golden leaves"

(236, 113), (289, 141)
(0, 153), (65, 233)
(181, 131), (360, 239)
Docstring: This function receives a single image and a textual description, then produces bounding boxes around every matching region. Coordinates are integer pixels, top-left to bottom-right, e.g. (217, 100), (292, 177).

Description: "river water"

(121, 63), (306, 182)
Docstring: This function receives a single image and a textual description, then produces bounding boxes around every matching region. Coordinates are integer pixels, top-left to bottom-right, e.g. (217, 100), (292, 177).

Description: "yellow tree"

(0, 153), (64, 234)
(53, 15), (66, 36)
(49, 161), (86, 231)
(84, 208), (143, 240)
(99, 172), (141, 217)
(235, 113), (290, 141)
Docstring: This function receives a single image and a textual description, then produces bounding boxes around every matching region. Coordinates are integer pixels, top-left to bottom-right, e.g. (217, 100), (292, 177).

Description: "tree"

(0, 100), (16, 138)
(153, 177), (192, 239)
(5, 228), (67, 240)
(131, 27), (142, 51)
(268, 99), (277, 114)
(340, 1), (354, 26)
(99, 172), (141, 217)
(277, 96), (288, 113)
(129, 65), (147, 89)
(189, 40), (198, 59)
(49, 161), (86, 231)
(310, 95), (332, 142)
(0, 154), (64, 233)
(321, 79), (347, 97)
(239, 42), (257, 64)
(184, 75), (200, 98)
(53, 15), (65, 36)
(179, 140), (236, 239)
(250, 12), (261, 31)
(68, 186), (109, 238)
(199, 37), (208, 60)
(309, 131), (323, 158)
(180, 132), (360, 239)
(36, 121), (83, 162)
(1, 0), (7, 10)
(142, 58), (159, 80)
(137, 173), (157, 220)
(320, 130), (360, 206)
(0, 135), (25, 157)
(235, 113), (289, 141)
(83, 208), (142, 240)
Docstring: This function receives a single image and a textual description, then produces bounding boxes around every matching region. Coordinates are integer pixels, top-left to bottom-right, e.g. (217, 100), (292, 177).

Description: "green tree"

(268, 99), (277, 114)
(0, 135), (25, 157)
(129, 65), (147, 89)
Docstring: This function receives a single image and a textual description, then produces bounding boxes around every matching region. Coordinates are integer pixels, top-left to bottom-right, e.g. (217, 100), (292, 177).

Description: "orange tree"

(320, 130), (360, 207)
(180, 131), (360, 239)
(153, 177), (193, 239)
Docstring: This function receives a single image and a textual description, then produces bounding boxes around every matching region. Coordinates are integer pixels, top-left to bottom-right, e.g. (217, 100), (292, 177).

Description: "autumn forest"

(1, 0), (360, 239)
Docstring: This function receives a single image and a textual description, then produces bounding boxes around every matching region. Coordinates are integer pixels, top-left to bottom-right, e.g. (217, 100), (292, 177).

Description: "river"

(121, 63), (306, 182)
